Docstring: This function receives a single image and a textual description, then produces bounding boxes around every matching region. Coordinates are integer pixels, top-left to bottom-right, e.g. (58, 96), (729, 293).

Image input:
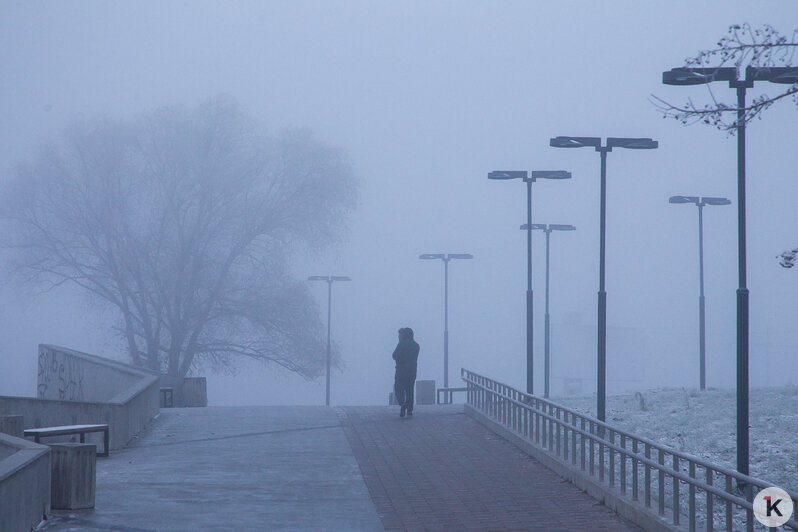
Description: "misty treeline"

(653, 23), (797, 130)
(1, 96), (358, 378)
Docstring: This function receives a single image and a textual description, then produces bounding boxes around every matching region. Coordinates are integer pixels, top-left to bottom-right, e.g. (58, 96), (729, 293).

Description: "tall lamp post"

(669, 195), (731, 390)
(419, 253), (473, 389)
(523, 223), (576, 398)
(549, 137), (657, 421)
(308, 275), (351, 406)
(662, 65), (798, 476)
(487, 170), (571, 395)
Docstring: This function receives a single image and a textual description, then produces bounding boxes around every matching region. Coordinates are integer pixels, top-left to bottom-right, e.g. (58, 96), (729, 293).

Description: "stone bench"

(24, 424), (110, 457)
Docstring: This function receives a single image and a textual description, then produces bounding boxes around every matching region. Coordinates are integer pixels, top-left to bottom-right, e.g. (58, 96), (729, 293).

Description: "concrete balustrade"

(0, 345), (160, 451)
(0, 432), (50, 532)
(1, 344), (161, 529)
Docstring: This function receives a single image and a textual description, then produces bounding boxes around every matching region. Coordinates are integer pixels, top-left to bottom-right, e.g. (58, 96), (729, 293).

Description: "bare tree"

(2, 96), (358, 378)
(653, 23), (798, 131)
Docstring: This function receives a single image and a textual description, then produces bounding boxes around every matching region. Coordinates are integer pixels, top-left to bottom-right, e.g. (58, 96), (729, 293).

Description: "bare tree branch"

(653, 23), (798, 132)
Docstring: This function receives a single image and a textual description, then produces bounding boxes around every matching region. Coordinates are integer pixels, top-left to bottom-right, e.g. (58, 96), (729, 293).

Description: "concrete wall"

(0, 345), (160, 450)
(0, 433), (50, 532)
(160, 375), (208, 407)
(0, 415), (24, 438)
(181, 377), (207, 407)
(38, 345), (144, 403)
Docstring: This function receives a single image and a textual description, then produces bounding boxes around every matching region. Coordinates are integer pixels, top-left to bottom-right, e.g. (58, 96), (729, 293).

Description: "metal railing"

(462, 369), (798, 532)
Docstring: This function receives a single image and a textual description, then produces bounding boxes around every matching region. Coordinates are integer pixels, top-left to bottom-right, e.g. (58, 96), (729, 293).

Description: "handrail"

(462, 368), (798, 531)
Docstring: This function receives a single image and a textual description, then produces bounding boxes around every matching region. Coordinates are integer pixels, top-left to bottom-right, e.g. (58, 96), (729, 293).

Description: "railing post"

(645, 443), (651, 508)
(580, 418), (586, 471)
(620, 434), (626, 494)
(725, 475), (732, 532)
(609, 430), (615, 487)
(535, 400), (541, 445)
(673, 454), (680, 525)
(658, 450), (665, 516)
(589, 422), (595, 477)
(745, 483), (753, 532)
(571, 415), (577, 466)
(599, 426), (605, 483)
(689, 461), (696, 532)
(525, 405), (530, 438)
(632, 439), (639, 502)
(556, 408), (561, 458)
(706, 467), (714, 532)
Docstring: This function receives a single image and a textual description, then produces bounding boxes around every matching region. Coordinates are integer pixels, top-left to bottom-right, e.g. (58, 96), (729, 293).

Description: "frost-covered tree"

(653, 23), (798, 132)
(2, 96), (358, 378)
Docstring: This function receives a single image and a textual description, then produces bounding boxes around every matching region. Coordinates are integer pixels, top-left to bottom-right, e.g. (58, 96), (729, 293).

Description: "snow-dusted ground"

(554, 386), (798, 493)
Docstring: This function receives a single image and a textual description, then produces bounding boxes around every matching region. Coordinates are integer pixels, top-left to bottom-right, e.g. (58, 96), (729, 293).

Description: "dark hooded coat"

(392, 338), (420, 379)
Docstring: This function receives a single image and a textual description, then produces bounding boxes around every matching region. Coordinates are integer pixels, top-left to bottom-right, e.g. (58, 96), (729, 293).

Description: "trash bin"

(415, 380), (436, 405)
(50, 443), (96, 510)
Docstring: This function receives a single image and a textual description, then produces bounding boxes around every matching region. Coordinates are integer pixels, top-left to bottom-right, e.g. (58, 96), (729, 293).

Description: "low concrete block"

(181, 377), (207, 407)
(415, 380), (435, 405)
(388, 392), (398, 405)
(0, 415), (23, 438)
(50, 443), (96, 510)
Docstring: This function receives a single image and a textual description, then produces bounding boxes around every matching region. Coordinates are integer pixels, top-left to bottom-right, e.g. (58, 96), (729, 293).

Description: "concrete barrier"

(0, 433), (50, 532)
(38, 344), (150, 403)
(159, 375), (208, 407)
(181, 377), (207, 407)
(415, 380), (435, 405)
(0, 415), (24, 438)
(0, 345), (160, 450)
(50, 443), (96, 510)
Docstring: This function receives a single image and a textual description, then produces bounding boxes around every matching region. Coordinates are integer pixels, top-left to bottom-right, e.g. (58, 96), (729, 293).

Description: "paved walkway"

(40, 405), (640, 531)
(339, 406), (640, 531)
(41, 407), (382, 531)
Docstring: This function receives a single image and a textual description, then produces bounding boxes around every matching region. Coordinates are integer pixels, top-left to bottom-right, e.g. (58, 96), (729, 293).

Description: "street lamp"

(308, 275), (351, 406)
(549, 136), (657, 421)
(487, 170), (571, 394)
(663, 65), (798, 476)
(419, 253), (473, 389)
(669, 195), (731, 391)
(522, 223), (576, 398)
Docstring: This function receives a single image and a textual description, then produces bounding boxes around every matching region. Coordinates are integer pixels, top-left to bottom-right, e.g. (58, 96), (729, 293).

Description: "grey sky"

(1, 1), (796, 405)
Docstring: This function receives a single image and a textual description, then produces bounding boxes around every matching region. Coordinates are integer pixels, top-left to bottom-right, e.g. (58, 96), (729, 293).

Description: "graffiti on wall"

(37, 348), (85, 401)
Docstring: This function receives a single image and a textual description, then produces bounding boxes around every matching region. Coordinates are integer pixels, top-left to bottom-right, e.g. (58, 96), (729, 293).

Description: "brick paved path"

(339, 405), (641, 531)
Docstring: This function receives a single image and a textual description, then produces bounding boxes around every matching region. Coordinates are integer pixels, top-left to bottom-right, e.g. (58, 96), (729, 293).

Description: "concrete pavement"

(39, 405), (640, 531)
(40, 406), (382, 531)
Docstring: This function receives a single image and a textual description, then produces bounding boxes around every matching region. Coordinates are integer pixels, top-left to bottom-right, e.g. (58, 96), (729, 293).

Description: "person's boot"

(400, 405), (406, 418)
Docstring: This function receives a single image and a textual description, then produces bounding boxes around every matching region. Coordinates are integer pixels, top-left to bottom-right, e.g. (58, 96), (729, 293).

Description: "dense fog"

(1, 2), (796, 407)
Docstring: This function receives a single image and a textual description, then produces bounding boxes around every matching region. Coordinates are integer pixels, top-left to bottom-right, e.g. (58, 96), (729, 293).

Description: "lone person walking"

(393, 327), (420, 418)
